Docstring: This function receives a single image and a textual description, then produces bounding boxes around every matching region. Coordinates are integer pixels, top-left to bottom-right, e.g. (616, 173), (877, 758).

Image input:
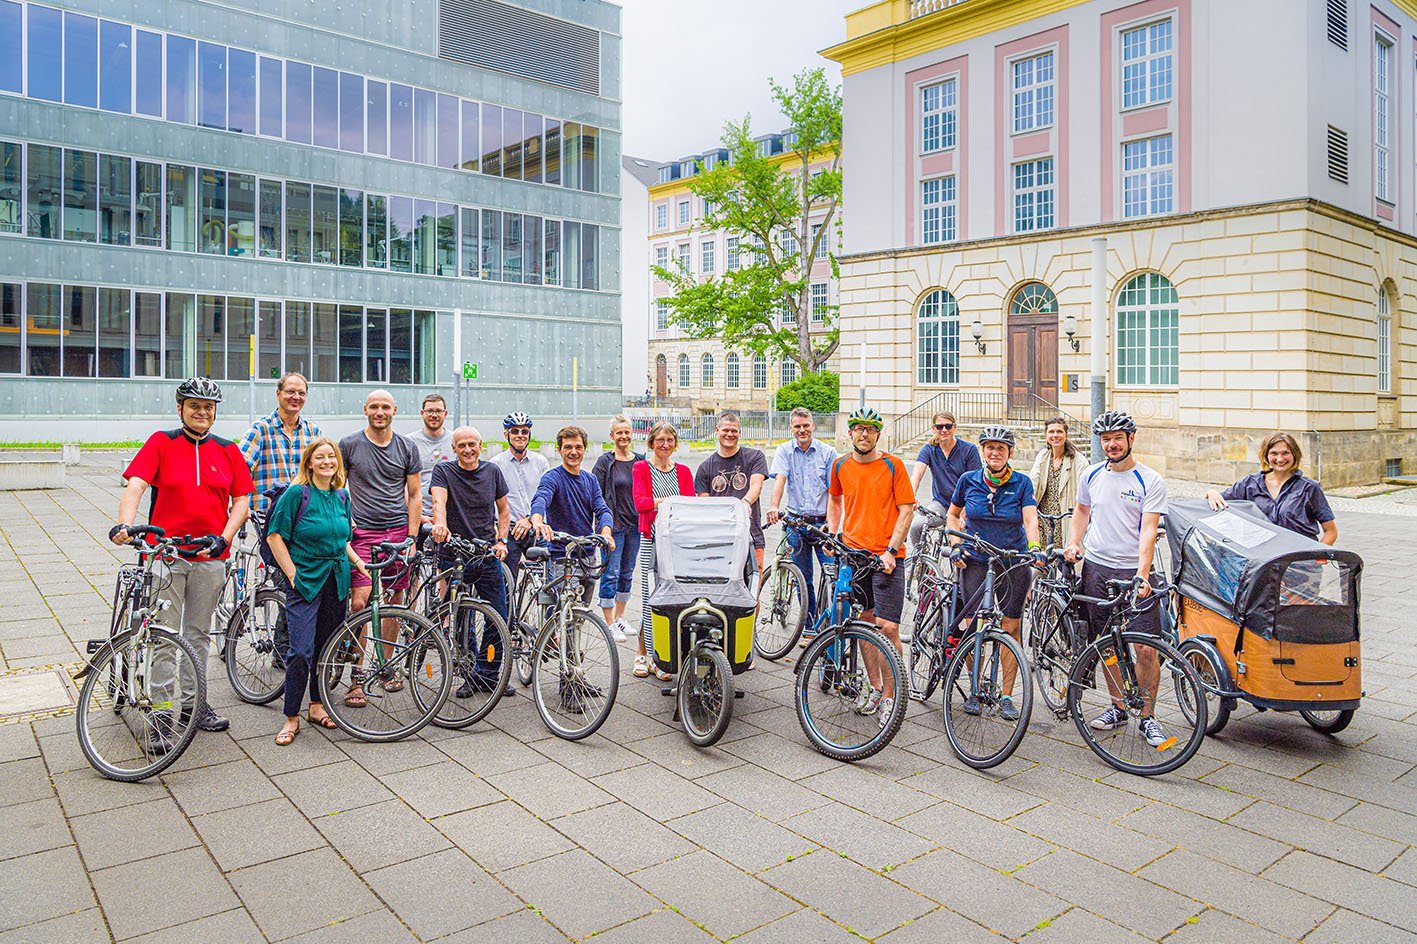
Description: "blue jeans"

(598, 529), (641, 610)
(788, 524), (833, 628)
(445, 555), (508, 681)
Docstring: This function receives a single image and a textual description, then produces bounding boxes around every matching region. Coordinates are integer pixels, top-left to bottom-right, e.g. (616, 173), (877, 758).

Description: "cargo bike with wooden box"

(1165, 499), (1364, 736)
(648, 497), (758, 746)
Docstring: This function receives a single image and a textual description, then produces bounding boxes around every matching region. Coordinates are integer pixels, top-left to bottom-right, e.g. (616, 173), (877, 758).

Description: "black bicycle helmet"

(175, 377), (223, 405)
(1091, 410), (1137, 435)
(977, 425), (1015, 448)
(503, 411), (533, 429)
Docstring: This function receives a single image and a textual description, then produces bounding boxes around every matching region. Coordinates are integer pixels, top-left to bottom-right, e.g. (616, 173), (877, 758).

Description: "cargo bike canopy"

(1165, 499), (1362, 645)
(649, 497), (757, 609)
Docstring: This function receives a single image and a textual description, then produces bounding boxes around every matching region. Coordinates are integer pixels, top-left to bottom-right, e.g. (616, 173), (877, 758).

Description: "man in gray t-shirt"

(407, 393), (453, 519)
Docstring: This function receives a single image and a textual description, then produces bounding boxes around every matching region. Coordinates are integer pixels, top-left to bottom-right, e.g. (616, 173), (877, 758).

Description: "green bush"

(775, 370), (840, 413)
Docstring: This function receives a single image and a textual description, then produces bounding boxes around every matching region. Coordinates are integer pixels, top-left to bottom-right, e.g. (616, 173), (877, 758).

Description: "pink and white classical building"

(825, 0), (1416, 486)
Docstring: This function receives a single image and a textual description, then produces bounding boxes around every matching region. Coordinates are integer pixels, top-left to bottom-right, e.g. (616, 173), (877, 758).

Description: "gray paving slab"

(333, 733), (447, 777)
(551, 800), (697, 874)
(434, 800), (577, 873)
(124, 909), (267, 944)
(887, 847), (1068, 940)
(572, 907), (714, 944)
(1013, 850), (1204, 940)
(528, 730), (646, 778)
(1302, 908), (1417, 944)
(632, 849), (798, 939)
(593, 761), (720, 820)
(500, 849), (660, 940)
(1230, 800), (1406, 872)
(380, 759), (504, 819)
(0, 908), (110, 944)
(0, 845), (96, 933)
(732, 907), (866, 943)
(874, 906), (1008, 944)
(667, 801), (813, 873)
(1199, 763), (1359, 821)
(163, 756), (282, 816)
(280, 909), (419, 944)
(239, 725), (348, 776)
(896, 798), (1055, 871)
(784, 800), (936, 870)
(1162, 909), (1296, 944)
(228, 847), (383, 942)
(0, 758), (55, 808)
(1138, 848), (1333, 940)
(1014, 908), (1153, 944)
(90, 846), (238, 940)
(363, 848), (522, 939)
(271, 759), (394, 818)
(759, 849), (936, 939)
(1006, 802), (1173, 872)
(693, 761), (832, 819)
(69, 795), (200, 870)
(0, 797), (71, 863)
(1263, 850), (1417, 932)
(797, 765), (941, 821)
(487, 760), (615, 820)
(624, 729), (747, 779)
(1335, 800), (1417, 845)
(310, 797), (452, 872)
(191, 797), (329, 871)
(720, 731), (841, 779)
(1118, 801), (1293, 872)
(0, 725), (38, 764)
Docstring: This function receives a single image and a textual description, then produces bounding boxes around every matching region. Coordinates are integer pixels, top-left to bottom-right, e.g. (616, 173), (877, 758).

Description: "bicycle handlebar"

(434, 534), (497, 560)
(369, 536), (416, 568)
(944, 528), (1038, 562)
(779, 514), (881, 567)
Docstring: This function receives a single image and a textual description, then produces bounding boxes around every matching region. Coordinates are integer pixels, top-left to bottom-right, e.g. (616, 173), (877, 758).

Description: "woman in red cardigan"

(631, 421), (696, 679)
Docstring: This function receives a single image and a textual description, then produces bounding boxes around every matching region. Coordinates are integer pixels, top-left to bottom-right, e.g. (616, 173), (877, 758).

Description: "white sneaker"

(877, 696), (895, 729)
(610, 619), (628, 642)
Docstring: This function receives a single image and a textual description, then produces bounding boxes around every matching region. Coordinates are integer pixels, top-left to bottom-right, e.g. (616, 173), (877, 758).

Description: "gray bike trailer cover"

(648, 497), (757, 610)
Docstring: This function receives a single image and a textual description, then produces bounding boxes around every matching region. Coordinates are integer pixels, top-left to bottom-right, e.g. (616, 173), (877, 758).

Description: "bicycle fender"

(72, 626), (147, 680)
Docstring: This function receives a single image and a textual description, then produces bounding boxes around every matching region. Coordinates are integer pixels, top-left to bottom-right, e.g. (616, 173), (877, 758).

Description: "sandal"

(344, 686), (367, 708)
(654, 667), (672, 682)
(306, 712), (338, 729)
(384, 673), (405, 693)
(632, 655), (649, 678)
(274, 725), (299, 746)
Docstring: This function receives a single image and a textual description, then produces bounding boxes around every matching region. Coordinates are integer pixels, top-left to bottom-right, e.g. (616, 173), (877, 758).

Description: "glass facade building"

(0, 0), (623, 431)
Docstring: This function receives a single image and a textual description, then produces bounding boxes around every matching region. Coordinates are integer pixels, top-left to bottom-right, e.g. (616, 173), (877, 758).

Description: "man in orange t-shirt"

(827, 408), (916, 721)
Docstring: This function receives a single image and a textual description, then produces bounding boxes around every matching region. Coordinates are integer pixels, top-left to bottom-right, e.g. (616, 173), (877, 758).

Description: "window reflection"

(414, 198), (436, 276)
(62, 285), (96, 377)
(284, 181), (310, 262)
(544, 120), (561, 186)
(228, 173), (255, 255)
(389, 309), (412, 384)
(63, 149), (97, 242)
(388, 196), (412, 273)
(0, 2), (21, 95)
(197, 41), (226, 130)
(166, 35), (195, 124)
(257, 178), (281, 258)
(164, 292), (193, 379)
(390, 84), (413, 162)
(339, 188), (363, 266)
(312, 302), (336, 382)
(63, 13), (97, 109)
(166, 164), (195, 251)
(480, 209), (500, 281)
(197, 294), (223, 378)
(27, 5), (61, 102)
(134, 291), (161, 377)
(502, 108), (523, 181)
(135, 30), (162, 117)
(26, 144), (61, 239)
(135, 160), (162, 247)
(311, 185), (337, 264)
(502, 212), (522, 283)
(437, 93), (458, 169)
(367, 81), (388, 156)
(228, 49), (257, 134)
(285, 62), (311, 144)
(99, 153), (130, 246)
(365, 194), (387, 269)
(284, 301), (311, 377)
(99, 21), (132, 114)
(459, 207), (478, 277)
(436, 203), (456, 276)
(26, 283), (59, 376)
(312, 67), (338, 149)
(414, 88), (436, 165)
(524, 215), (543, 286)
(460, 100), (478, 172)
(0, 283), (17, 374)
(226, 296), (253, 379)
(481, 105), (502, 176)
(561, 122), (581, 190)
(523, 114), (544, 184)
(365, 307), (387, 382)
(258, 299), (281, 379)
(338, 305), (362, 382)
(258, 57), (282, 136)
(198, 167), (225, 254)
(0, 143), (21, 234)
(339, 73), (364, 153)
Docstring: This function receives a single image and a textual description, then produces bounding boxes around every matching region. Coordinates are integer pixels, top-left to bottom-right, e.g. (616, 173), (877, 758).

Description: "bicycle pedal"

(733, 690), (745, 699)
(660, 686), (674, 697)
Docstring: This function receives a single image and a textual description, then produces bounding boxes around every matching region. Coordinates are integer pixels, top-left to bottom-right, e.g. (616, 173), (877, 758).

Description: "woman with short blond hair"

(1205, 432), (1337, 544)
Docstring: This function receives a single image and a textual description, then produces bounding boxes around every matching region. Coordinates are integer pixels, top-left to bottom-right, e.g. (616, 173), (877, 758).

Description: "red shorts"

(350, 526), (413, 591)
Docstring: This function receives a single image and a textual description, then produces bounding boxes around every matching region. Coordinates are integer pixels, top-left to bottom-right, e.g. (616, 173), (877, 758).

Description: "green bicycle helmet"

(847, 407), (884, 431)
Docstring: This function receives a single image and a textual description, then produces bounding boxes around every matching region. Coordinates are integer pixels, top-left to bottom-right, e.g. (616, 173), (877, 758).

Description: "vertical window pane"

(196, 294), (223, 378)
(227, 297), (253, 380)
(258, 300), (281, 379)
(258, 56), (282, 136)
(460, 100), (478, 171)
(98, 287), (130, 378)
(414, 88), (435, 164)
(228, 172), (255, 255)
(197, 41), (226, 130)
(164, 292), (193, 378)
(480, 209), (501, 281)
(562, 220), (580, 288)
(414, 198), (436, 275)
(311, 185), (337, 264)
(413, 311), (436, 384)
(502, 108), (523, 180)
(285, 62), (311, 144)
(0, 1), (21, 95)
(98, 21), (131, 114)
(134, 291), (161, 377)
(63, 285), (96, 377)
(284, 181), (310, 262)
(389, 83), (413, 161)
(436, 93), (458, 168)
(312, 67), (338, 149)
(580, 223), (599, 290)
(544, 119), (561, 186)
(579, 125), (599, 193)
(63, 149), (97, 242)
(366, 80), (387, 155)
(389, 309), (412, 384)
(228, 48), (256, 134)
(135, 30), (163, 116)
(480, 104), (502, 175)
(63, 12), (98, 108)
(388, 195), (412, 272)
(524, 215), (542, 285)
(99, 153), (130, 245)
(258, 178), (281, 258)
(523, 114), (544, 183)
(166, 35), (195, 124)
(366, 194), (387, 269)
(27, 144), (60, 238)
(284, 301), (311, 377)
(338, 305), (362, 382)
(312, 303), (336, 382)
(339, 188), (363, 266)
(544, 219), (560, 285)
(198, 168), (225, 254)
(502, 211), (522, 282)
(436, 202), (456, 275)
(134, 160), (162, 247)
(365, 308), (387, 382)
(339, 72), (363, 152)
(460, 207), (478, 277)
(561, 122), (581, 190)
(27, 6), (62, 102)
(166, 164), (196, 251)
(27, 283), (60, 376)
(0, 142), (21, 234)
(0, 283), (20, 374)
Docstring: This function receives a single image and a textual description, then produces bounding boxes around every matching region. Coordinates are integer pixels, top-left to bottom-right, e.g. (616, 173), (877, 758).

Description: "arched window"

(726, 352), (740, 388)
(781, 359), (798, 385)
(1378, 285), (1393, 394)
(1009, 281), (1057, 315)
(917, 289), (961, 385)
(1115, 273), (1179, 386)
(701, 352), (715, 387)
(678, 352), (691, 388)
(752, 354), (767, 388)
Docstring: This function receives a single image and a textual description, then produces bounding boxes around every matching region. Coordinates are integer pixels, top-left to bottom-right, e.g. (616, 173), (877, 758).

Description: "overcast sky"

(618, 0), (860, 161)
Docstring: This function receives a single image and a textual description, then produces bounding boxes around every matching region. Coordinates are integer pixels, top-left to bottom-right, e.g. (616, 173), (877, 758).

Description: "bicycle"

(938, 529), (1036, 770)
(314, 537), (453, 741)
(527, 532), (619, 741)
(510, 544), (548, 687)
(781, 515), (909, 762)
(421, 534), (512, 729)
(905, 507), (956, 701)
(753, 524), (807, 660)
(905, 505), (952, 605)
(75, 528), (213, 781)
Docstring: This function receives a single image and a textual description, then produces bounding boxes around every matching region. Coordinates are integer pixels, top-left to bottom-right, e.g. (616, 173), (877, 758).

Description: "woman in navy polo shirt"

(946, 425), (1040, 722)
(1204, 432), (1337, 544)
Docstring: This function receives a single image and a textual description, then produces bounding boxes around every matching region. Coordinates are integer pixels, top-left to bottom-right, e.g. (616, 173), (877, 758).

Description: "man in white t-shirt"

(1064, 410), (1169, 747)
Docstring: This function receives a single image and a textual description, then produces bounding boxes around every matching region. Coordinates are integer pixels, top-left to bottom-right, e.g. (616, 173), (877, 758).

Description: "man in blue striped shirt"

(766, 408), (837, 630)
(239, 372), (322, 516)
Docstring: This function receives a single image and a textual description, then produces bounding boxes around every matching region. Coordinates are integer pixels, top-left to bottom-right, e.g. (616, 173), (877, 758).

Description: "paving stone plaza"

(0, 463), (1414, 943)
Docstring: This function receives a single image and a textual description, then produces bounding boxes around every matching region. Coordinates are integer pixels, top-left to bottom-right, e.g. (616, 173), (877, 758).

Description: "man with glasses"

(239, 372), (322, 518)
(409, 393), (453, 522)
(696, 412), (770, 571)
(907, 411), (980, 575)
(490, 411), (551, 590)
(765, 408), (837, 641)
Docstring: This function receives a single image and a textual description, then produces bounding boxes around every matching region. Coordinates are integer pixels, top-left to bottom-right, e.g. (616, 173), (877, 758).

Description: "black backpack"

(259, 484), (350, 566)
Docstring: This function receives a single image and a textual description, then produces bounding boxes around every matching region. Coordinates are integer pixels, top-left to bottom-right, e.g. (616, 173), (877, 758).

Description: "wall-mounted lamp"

(971, 319), (986, 355)
(1062, 313), (1081, 352)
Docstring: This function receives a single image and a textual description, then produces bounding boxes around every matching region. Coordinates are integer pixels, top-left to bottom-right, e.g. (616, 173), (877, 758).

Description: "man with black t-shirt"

(694, 412), (769, 570)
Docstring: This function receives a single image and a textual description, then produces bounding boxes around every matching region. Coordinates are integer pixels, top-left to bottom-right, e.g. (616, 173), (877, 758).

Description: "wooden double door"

(1007, 311), (1059, 413)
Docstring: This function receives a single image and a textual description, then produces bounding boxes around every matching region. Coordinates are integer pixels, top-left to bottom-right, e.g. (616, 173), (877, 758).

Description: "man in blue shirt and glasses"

(766, 408), (838, 642)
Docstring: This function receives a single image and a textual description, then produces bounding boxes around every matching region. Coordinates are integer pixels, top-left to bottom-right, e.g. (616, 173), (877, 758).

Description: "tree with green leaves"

(652, 67), (842, 374)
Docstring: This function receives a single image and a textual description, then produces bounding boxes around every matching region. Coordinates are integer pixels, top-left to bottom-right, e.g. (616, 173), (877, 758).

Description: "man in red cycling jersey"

(111, 377), (254, 734)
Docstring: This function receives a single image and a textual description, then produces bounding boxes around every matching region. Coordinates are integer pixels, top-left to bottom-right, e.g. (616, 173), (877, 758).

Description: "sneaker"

(610, 619), (629, 642)
(877, 696), (895, 729)
(1139, 716), (1170, 748)
(999, 696), (1020, 722)
(863, 689), (882, 716)
(1090, 705), (1129, 730)
(962, 694), (983, 716)
(196, 705), (229, 732)
(144, 710), (175, 755)
(455, 676), (496, 699)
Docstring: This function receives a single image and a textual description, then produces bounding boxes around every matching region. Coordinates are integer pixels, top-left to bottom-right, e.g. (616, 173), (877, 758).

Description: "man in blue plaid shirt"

(239, 372), (322, 516)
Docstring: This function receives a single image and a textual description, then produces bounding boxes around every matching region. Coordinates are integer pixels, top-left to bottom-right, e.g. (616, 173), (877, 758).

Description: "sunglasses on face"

(508, 428), (531, 436)
(934, 423), (955, 431)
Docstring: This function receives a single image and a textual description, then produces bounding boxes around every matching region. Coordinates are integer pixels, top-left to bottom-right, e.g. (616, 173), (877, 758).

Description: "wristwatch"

(886, 545), (900, 556)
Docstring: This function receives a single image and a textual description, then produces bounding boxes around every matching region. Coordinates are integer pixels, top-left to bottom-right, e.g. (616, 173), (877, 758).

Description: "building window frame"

(654, 202), (668, 231)
(1375, 28), (1394, 204)
(752, 353), (767, 388)
(701, 352), (714, 387)
(726, 351), (739, 388)
(921, 175), (957, 244)
(1012, 157), (1055, 233)
(1011, 49), (1055, 134)
(677, 198), (690, 226)
(1115, 271), (1179, 388)
(700, 239), (715, 273)
(810, 281), (829, 323)
(916, 288), (961, 387)
(1122, 134), (1174, 218)
(655, 299), (668, 333)
(678, 352), (691, 388)
(920, 77), (958, 153)
(1378, 285), (1393, 393)
(1120, 18), (1175, 111)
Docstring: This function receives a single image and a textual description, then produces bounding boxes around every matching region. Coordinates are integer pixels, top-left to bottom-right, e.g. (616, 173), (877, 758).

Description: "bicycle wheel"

(531, 607), (619, 740)
(512, 574), (542, 686)
(316, 607), (452, 742)
(941, 629), (1033, 770)
(1298, 708), (1354, 734)
(795, 621), (908, 762)
(1176, 639), (1230, 735)
(430, 600), (511, 730)
(1067, 632), (1206, 776)
(907, 608), (942, 702)
(76, 628), (205, 782)
(753, 561), (806, 661)
(678, 644), (733, 746)
(224, 588), (287, 705)
(1027, 596), (1074, 716)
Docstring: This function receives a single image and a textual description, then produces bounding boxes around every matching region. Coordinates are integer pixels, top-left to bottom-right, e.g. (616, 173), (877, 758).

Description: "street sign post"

(461, 363), (477, 426)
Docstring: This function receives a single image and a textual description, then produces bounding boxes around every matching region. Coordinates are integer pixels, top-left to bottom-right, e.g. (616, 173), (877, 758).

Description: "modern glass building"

(0, 0), (622, 439)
